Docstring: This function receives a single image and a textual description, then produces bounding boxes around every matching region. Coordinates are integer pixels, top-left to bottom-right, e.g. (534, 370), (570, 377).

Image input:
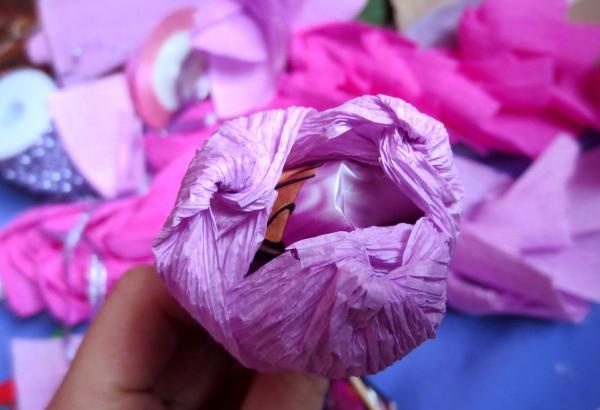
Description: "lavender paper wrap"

(153, 95), (463, 377)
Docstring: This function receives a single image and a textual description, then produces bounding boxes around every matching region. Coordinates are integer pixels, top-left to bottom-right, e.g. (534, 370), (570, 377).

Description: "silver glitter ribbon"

(0, 126), (96, 199)
(61, 209), (108, 360)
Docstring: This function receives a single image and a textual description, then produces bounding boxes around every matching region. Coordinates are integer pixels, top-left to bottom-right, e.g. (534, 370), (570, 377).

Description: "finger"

(152, 327), (232, 408)
(49, 265), (207, 408)
(240, 372), (328, 410)
(206, 364), (255, 410)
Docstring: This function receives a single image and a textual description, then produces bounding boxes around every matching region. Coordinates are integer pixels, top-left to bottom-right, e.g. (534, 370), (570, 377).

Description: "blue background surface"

(1, 178), (600, 410)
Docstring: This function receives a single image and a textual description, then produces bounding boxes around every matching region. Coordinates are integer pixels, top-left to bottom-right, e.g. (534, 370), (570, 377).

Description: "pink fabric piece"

(453, 156), (510, 213)
(12, 336), (83, 410)
(30, 0), (199, 83)
(49, 74), (146, 199)
(153, 95), (463, 377)
(448, 137), (600, 322)
(473, 138), (577, 251)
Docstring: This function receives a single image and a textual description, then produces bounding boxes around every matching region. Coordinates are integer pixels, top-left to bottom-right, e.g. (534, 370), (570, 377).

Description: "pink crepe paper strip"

(153, 95), (463, 377)
(49, 74), (146, 199)
(283, 0), (600, 157)
(448, 137), (600, 322)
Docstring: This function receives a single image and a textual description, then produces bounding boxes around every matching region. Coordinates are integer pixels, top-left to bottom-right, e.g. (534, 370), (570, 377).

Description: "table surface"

(1, 180), (599, 410)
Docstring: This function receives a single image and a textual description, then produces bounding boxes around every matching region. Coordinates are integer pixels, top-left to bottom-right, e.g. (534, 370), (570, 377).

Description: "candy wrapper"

(153, 95), (463, 377)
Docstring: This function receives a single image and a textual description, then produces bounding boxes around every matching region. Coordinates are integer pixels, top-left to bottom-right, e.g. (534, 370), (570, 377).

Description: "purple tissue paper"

(153, 95), (463, 377)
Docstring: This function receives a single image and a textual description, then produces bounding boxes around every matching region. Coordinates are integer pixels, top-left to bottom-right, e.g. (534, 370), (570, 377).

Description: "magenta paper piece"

(49, 74), (146, 199)
(0, 123), (212, 324)
(11, 336), (83, 410)
(448, 137), (600, 322)
(30, 0), (199, 83)
(153, 95), (463, 377)
(282, 0), (600, 157)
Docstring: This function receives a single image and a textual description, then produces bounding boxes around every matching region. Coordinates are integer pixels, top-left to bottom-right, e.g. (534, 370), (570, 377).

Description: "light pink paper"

(49, 74), (146, 199)
(12, 335), (83, 410)
(31, 0), (199, 83)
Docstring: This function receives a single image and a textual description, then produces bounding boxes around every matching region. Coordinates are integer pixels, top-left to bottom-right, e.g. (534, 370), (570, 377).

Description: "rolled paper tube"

(128, 7), (208, 129)
(153, 95), (463, 377)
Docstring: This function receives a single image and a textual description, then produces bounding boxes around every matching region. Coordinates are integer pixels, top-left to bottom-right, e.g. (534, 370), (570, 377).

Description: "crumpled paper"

(0, 127), (211, 325)
(449, 137), (600, 322)
(282, 0), (600, 157)
(153, 95), (463, 377)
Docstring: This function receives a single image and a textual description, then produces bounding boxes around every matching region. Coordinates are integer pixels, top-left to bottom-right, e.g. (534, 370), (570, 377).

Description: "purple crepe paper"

(153, 95), (463, 377)
(449, 137), (600, 322)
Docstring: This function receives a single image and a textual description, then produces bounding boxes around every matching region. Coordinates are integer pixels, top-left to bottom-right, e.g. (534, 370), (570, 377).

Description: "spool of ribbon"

(0, 68), (94, 198)
(127, 7), (209, 129)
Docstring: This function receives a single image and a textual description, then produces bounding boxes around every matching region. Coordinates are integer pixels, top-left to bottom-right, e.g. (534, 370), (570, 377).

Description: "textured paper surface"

(153, 95), (463, 377)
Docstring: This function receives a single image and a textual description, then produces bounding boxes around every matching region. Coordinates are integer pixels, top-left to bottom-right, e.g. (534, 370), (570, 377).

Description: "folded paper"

(153, 95), (463, 377)
(49, 74), (146, 198)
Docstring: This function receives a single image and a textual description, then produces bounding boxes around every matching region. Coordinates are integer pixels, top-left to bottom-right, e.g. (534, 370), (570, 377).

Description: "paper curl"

(153, 95), (463, 377)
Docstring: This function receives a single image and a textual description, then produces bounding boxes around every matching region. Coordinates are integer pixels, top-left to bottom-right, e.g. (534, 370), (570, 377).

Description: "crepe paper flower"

(153, 95), (463, 377)
(189, 0), (367, 119)
(282, 0), (600, 158)
(448, 137), (600, 322)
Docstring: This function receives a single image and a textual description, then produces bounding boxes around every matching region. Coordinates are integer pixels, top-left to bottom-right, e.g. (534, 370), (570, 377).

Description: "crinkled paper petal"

(153, 95), (463, 377)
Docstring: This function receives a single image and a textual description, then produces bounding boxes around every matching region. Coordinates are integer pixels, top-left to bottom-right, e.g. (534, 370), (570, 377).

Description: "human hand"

(49, 266), (327, 410)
